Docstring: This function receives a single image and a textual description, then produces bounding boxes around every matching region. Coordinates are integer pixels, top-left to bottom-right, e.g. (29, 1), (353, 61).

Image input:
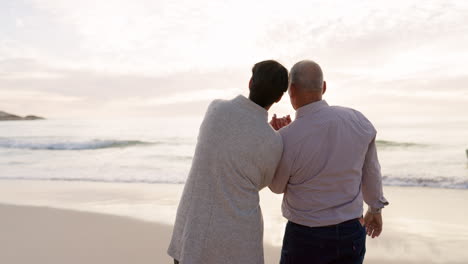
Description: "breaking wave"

(376, 140), (427, 148)
(0, 138), (154, 150)
(383, 175), (468, 189)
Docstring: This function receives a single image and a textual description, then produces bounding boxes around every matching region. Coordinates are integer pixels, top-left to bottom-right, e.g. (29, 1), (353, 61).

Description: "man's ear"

(275, 94), (283, 103)
(289, 83), (296, 97)
(322, 81), (327, 95)
(249, 78), (253, 91)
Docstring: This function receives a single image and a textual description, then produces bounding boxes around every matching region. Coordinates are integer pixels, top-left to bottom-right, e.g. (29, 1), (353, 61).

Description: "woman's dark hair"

(249, 60), (289, 108)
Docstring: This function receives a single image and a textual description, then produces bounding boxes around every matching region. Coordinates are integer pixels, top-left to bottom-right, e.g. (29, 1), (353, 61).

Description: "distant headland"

(0, 111), (45, 121)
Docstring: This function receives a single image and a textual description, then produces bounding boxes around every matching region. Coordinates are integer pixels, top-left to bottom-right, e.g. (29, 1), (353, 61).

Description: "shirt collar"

(295, 100), (329, 119)
(232, 95), (268, 121)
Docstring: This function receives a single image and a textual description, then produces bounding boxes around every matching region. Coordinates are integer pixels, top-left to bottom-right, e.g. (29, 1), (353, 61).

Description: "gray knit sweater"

(167, 95), (283, 264)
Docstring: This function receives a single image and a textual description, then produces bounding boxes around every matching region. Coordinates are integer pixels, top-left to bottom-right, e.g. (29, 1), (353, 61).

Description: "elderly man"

(269, 60), (388, 264)
(168, 60), (289, 264)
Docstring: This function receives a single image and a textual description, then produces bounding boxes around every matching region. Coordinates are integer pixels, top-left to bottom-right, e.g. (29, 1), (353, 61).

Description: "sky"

(0, 0), (467, 122)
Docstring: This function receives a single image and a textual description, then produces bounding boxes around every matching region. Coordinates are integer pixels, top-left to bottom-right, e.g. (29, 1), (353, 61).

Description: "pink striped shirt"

(269, 100), (388, 227)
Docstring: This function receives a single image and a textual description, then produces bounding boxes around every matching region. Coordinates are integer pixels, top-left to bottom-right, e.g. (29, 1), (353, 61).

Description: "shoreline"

(0, 203), (174, 264)
(1, 180), (468, 263)
(1, 177), (468, 191)
(0, 203), (281, 264)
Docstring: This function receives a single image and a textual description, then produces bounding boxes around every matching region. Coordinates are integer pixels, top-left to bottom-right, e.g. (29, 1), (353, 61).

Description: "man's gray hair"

(289, 60), (324, 92)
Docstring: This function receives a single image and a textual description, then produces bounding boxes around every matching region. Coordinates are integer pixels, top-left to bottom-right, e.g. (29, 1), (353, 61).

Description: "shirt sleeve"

(268, 133), (294, 194)
(362, 137), (389, 209)
(260, 135), (283, 189)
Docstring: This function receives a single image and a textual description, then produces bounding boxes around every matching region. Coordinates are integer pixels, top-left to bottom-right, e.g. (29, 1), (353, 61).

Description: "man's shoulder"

(329, 105), (360, 115)
(277, 121), (303, 149)
(329, 105), (376, 132)
(329, 105), (367, 119)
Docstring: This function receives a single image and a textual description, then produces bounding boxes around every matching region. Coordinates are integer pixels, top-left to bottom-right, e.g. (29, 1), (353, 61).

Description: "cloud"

(4, 0), (467, 76)
(0, 58), (64, 79)
(0, 89), (82, 102)
(1, 0), (467, 119)
(0, 57), (247, 117)
(261, 0), (468, 77)
(0, 89), (84, 118)
(99, 88), (239, 118)
(24, 0), (274, 73)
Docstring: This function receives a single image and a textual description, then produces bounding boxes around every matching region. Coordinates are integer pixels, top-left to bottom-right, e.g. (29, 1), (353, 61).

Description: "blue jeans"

(280, 219), (366, 264)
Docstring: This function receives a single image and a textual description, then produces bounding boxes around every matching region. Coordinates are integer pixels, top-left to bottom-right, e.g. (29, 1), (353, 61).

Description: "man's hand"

(363, 212), (383, 238)
(270, 114), (292, 131)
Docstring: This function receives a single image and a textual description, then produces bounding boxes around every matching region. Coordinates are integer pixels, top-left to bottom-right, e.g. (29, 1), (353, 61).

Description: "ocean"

(0, 117), (467, 189)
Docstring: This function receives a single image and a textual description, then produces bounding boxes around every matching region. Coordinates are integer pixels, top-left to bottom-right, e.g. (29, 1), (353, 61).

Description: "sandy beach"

(0, 204), (174, 264)
(1, 180), (468, 264)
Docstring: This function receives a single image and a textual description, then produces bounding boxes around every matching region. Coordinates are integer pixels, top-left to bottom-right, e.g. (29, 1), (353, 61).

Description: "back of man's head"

(289, 60), (324, 92)
(249, 60), (289, 108)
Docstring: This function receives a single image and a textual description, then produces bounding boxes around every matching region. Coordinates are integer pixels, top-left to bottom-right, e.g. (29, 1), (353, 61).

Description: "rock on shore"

(0, 111), (45, 121)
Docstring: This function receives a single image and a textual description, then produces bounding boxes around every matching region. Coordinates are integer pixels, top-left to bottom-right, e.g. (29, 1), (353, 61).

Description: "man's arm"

(362, 137), (388, 209)
(362, 137), (389, 238)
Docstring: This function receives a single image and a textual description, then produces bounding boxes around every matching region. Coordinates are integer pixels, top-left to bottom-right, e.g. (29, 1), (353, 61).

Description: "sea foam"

(0, 138), (153, 150)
